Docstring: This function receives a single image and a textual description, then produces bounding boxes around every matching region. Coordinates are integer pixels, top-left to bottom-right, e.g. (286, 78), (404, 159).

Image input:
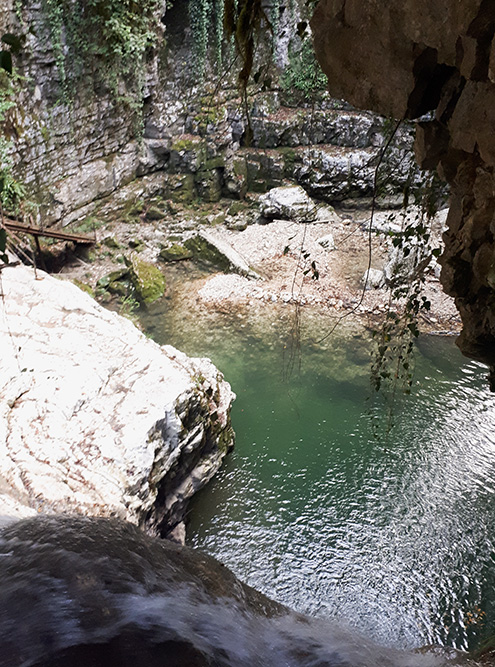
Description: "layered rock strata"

(1, 0), (421, 226)
(0, 264), (235, 535)
(311, 0), (495, 383)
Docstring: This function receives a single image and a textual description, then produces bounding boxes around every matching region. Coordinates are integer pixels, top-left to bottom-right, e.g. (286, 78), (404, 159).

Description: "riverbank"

(56, 192), (461, 338)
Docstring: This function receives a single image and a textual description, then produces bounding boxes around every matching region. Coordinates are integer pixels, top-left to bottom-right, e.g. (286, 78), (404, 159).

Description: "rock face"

(0, 265), (235, 535)
(311, 0), (495, 384)
(0, 0), (424, 227)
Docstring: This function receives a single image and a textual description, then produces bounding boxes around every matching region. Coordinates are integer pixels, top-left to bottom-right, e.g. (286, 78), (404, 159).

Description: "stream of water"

(141, 275), (495, 655)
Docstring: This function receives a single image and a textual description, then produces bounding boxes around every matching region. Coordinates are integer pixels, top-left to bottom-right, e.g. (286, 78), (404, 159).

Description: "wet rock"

(0, 265), (235, 534)
(0, 515), (470, 667)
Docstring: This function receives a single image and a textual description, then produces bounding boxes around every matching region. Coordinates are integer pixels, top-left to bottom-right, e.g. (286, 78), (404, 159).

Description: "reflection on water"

(141, 287), (495, 654)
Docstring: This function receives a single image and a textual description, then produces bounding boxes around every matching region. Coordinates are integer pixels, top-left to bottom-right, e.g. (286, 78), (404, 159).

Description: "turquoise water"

(142, 285), (495, 654)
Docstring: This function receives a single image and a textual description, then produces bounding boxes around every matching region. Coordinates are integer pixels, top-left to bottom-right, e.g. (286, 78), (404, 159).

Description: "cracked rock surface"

(0, 264), (235, 536)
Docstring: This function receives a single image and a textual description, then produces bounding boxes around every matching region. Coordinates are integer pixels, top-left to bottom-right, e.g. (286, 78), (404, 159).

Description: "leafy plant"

(39, 0), (162, 127)
(280, 39), (328, 105)
(370, 172), (443, 405)
(0, 31), (26, 258)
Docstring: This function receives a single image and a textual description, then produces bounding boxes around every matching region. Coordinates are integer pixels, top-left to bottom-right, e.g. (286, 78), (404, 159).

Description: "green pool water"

(141, 283), (495, 654)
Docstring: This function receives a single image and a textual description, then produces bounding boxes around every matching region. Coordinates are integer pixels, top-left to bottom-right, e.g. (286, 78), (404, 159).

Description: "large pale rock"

(259, 185), (319, 221)
(0, 265), (235, 534)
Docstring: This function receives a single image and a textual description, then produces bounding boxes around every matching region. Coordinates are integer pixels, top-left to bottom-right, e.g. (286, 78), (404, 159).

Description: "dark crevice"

(466, 0), (495, 80)
(406, 47), (457, 119)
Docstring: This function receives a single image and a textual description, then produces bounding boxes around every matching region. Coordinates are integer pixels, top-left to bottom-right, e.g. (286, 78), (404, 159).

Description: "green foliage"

(0, 136), (26, 214)
(188, 0), (227, 78)
(39, 0), (161, 125)
(370, 174), (442, 403)
(0, 34), (26, 235)
(280, 39), (328, 105)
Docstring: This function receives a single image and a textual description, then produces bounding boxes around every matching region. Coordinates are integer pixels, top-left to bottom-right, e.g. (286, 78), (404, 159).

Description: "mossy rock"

(102, 236), (121, 249)
(195, 169), (222, 203)
(159, 243), (193, 262)
(204, 155), (225, 170)
(227, 201), (245, 216)
(166, 174), (196, 204)
(210, 213), (226, 226)
(184, 235), (230, 272)
(96, 269), (131, 297)
(72, 279), (95, 298)
(96, 269), (129, 290)
(128, 238), (145, 251)
(127, 256), (166, 305)
(144, 205), (166, 221)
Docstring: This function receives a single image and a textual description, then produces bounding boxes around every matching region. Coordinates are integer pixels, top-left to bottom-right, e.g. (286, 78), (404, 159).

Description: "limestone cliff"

(311, 0), (495, 384)
(0, 0), (420, 227)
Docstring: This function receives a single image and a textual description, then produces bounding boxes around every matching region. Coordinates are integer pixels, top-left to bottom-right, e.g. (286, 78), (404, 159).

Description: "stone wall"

(1, 0), (423, 229)
(312, 0), (495, 384)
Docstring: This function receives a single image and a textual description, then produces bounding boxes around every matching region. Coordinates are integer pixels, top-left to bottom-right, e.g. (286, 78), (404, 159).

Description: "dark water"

(141, 283), (495, 655)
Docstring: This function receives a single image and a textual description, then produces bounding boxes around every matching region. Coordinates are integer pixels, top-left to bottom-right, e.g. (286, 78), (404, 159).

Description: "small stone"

(361, 268), (385, 289)
(317, 233), (336, 250)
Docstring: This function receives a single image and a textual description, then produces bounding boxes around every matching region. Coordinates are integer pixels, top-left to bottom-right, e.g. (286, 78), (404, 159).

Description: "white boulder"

(259, 185), (319, 222)
(0, 265), (235, 535)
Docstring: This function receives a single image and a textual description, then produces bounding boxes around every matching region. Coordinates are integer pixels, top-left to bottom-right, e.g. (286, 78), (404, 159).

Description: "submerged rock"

(0, 515), (473, 667)
(0, 265), (235, 536)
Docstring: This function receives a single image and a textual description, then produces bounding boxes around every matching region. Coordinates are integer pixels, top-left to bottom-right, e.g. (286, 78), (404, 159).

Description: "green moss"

(204, 155), (225, 170)
(211, 212), (226, 226)
(216, 424), (234, 455)
(166, 174), (196, 204)
(195, 169), (222, 203)
(279, 147), (297, 175)
(70, 216), (104, 235)
(227, 201), (245, 216)
(128, 238), (145, 251)
(102, 236), (121, 249)
(159, 243), (193, 262)
(171, 137), (202, 152)
(72, 279), (95, 297)
(184, 234), (231, 272)
(144, 205), (165, 221)
(128, 256), (166, 305)
(96, 268), (131, 297)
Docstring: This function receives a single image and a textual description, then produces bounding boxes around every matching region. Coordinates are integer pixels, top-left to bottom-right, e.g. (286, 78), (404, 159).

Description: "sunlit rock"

(0, 264), (235, 535)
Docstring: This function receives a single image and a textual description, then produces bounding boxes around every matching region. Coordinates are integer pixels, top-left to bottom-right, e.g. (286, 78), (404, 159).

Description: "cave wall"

(312, 0), (495, 383)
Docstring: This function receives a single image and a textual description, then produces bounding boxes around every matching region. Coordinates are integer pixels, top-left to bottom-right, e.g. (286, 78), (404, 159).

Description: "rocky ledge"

(0, 264), (235, 538)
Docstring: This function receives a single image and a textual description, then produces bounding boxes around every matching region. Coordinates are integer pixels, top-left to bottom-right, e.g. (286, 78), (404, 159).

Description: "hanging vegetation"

(39, 0), (162, 124)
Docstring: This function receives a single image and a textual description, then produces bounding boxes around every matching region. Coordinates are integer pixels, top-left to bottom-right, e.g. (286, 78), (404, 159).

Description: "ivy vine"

(39, 0), (162, 126)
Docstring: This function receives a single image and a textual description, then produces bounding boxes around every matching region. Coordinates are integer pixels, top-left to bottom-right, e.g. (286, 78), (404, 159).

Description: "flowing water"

(141, 270), (495, 655)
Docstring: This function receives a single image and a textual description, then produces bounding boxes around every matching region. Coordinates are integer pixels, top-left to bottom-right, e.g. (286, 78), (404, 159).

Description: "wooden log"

(2, 219), (94, 245)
